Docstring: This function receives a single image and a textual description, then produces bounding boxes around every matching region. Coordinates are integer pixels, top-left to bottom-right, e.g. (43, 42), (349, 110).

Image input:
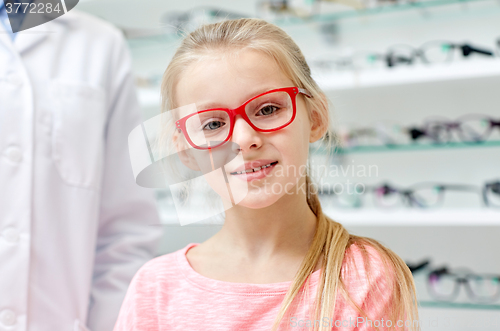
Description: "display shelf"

(273, 0), (491, 26)
(419, 301), (500, 310)
(310, 140), (500, 155)
(312, 58), (500, 91)
(155, 203), (500, 226)
(120, 0), (495, 46)
(322, 208), (500, 226)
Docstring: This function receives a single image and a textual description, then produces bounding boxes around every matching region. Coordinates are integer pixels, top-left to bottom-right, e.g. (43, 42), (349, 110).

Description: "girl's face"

(174, 49), (316, 209)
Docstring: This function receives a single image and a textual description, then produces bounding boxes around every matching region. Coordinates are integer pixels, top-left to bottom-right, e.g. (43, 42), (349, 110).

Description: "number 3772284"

(5, 2), (63, 14)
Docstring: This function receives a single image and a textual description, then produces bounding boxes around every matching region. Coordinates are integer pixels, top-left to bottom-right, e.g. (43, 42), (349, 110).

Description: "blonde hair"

(160, 18), (419, 331)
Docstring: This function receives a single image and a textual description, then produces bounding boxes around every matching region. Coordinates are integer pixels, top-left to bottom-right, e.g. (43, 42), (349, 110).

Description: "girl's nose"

(230, 115), (263, 152)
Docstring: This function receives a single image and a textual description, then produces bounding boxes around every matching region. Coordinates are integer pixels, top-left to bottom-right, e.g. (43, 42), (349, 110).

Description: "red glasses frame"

(175, 86), (312, 150)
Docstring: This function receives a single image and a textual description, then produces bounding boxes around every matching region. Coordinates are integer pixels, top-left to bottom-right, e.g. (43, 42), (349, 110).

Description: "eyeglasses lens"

(485, 182), (500, 207)
(374, 185), (400, 207)
(411, 186), (442, 208)
(184, 91), (293, 148)
(467, 275), (500, 302)
(457, 116), (491, 142)
(373, 122), (410, 145)
(185, 110), (231, 148)
(424, 121), (451, 144)
(245, 91), (293, 130)
(429, 272), (458, 301)
(421, 42), (454, 63)
(386, 45), (415, 67)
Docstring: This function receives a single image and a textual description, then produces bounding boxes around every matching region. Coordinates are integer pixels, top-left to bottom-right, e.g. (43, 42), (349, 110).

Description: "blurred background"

(79, 0), (500, 329)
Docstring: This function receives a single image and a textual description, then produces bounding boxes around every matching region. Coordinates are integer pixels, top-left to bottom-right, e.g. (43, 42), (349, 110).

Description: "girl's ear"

(173, 129), (201, 171)
(309, 94), (329, 143)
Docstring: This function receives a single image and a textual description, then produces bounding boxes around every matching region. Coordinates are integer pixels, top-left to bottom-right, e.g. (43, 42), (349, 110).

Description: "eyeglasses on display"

(406, 259), (431, 274)
(312, 38), (499, 72)
(427, 267), (500, 303)
(369, 182), (481, 208)
(407, 259), (500, 304)
(386, 41), (495, 67)
(318, 180), (500, 209)
(175, 87), (312, 150)
(339, 121), (413, 148)
(423, 114), (500, 144)
(483, 180), (500, 208)
(337, 114), (500, 148)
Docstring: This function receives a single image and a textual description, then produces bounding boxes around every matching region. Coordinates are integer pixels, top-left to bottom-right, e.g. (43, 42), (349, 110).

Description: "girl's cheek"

(203, 171), (231, 201)
(203, 168), (250, 206)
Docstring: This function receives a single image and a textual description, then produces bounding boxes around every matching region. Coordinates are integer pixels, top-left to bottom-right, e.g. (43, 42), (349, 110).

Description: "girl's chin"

(232, 191), (286, 210)
(216, 177), (302, 209)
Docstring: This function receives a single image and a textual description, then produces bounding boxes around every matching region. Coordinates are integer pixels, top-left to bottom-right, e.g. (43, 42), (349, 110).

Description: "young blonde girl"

(114, 18), (419, 331)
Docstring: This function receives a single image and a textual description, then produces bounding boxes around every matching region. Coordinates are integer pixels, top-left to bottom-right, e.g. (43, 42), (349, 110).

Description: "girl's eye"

(202, 120), (225, 131)
(257, 105), (280, 116)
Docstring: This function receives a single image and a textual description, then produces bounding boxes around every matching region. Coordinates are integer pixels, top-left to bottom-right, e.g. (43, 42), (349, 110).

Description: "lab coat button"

(4, 146), (23, 163)
(0, 309), (16, 326)
(3, 228), (19, 243)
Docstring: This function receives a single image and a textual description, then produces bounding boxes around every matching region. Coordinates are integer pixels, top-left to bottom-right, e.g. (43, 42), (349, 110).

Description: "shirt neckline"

(177, 242), (322, 295)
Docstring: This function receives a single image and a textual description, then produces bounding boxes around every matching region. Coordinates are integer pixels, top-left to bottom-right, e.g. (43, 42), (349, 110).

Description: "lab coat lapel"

(14, 20), (49, 54)
(14, 10), (72, 54)
(0, 22), (16, 53)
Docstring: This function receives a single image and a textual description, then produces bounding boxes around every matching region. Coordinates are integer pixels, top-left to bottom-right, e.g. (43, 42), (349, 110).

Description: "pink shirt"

(114, 242), (395, 331)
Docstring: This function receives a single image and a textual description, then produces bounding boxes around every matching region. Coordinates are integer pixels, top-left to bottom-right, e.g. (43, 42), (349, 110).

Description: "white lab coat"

(0, 9), (163, 331)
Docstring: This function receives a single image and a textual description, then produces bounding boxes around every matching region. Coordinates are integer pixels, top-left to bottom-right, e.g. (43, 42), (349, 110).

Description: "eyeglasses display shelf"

(312, 58), (500, 92)
(273, 0), (492, 26)
(322, 208), (500, 226)
(418, 301), (500, 310)
(310, 140), (500, 155)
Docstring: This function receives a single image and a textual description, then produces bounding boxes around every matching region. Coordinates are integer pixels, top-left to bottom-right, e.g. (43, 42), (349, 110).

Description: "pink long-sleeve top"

(113, 242), (396, 331)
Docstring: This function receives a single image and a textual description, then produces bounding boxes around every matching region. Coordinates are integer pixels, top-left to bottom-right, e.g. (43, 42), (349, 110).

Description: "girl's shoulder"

(340, 239), (398, 294)
(342, 240), (389, 272)
(334, 238), (418, 329)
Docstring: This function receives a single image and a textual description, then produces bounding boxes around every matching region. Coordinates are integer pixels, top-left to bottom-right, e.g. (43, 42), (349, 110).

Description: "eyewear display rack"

(312, 58), (500, 92)
(310, 60), (500, 229)
(315, 139), (500, 154)
(419, 301), (500, 310)
(120, 0), (496, 49)
(273, 0), (493, 26)
(309, 3), (500, 318)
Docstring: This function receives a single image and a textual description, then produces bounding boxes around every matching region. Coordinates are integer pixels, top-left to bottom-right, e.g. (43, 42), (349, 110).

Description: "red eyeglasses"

(175, 86), (312, 150)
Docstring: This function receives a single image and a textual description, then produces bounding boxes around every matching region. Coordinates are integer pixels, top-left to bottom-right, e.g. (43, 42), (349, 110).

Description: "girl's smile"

(229, 160), (279, 181)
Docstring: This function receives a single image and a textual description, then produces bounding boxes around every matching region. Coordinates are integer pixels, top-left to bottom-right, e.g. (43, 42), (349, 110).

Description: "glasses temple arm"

(441, 184), (480, 192)
(461, 44), (494, 56)
(298, 88), (313, 98)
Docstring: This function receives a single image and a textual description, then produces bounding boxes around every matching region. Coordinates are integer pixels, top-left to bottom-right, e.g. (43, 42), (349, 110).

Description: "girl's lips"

(230, 161), (278, 182)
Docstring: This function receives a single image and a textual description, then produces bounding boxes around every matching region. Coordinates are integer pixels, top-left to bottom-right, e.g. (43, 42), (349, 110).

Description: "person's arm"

(86, 29), (163, 331)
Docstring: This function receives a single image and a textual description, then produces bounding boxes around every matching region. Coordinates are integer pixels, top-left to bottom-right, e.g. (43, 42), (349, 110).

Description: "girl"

(114, 18), (419, 331)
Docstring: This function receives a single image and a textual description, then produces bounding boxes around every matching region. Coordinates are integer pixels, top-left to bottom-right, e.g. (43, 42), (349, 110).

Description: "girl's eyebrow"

(196, 86), (282, 110)
(197, 102), (225, 110)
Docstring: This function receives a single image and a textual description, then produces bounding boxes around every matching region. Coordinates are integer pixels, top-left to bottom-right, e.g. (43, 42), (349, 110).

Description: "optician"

(0, 1), (162, 331)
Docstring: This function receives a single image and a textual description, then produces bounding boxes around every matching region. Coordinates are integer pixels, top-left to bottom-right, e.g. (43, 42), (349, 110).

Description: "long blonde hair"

(160, 18), (419, 331)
